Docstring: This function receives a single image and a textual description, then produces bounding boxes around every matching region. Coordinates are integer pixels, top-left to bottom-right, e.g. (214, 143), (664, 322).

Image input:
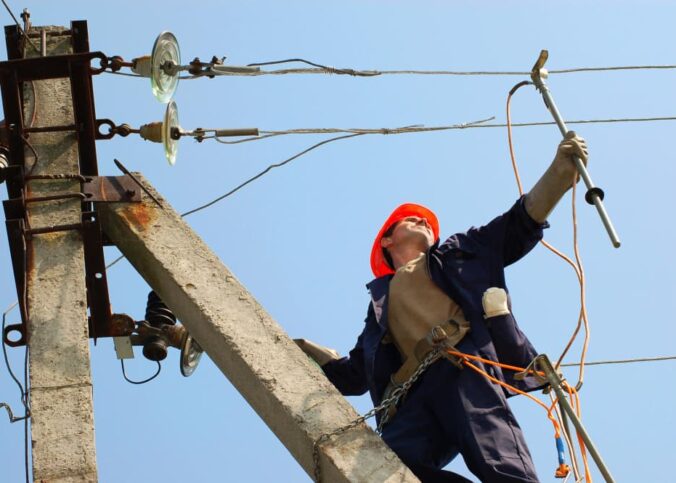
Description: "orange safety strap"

(446, 348), (597, 479)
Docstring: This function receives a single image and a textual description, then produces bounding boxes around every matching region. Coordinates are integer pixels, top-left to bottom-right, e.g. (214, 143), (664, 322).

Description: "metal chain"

(311, 348), (444, 482)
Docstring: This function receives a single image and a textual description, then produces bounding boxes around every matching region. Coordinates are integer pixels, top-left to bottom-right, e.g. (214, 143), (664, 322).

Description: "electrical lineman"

(296, 132), (589, 482)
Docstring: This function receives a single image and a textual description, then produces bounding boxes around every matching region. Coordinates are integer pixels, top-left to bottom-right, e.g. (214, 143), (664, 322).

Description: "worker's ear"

(381, 237), (393, 249)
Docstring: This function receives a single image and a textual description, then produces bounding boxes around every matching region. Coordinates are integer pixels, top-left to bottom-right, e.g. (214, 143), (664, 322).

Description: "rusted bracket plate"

(83, 176), (141, 202)
(0, 51), (106, 81)
(1, 21), (129, 347)
(3, 218), (27, 347)
(82, 213), (111, 343)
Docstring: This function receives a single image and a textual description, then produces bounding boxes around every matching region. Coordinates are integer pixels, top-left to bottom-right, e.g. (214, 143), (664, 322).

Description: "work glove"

(294, 338), (340, 367)
(552, 131), (588, 183)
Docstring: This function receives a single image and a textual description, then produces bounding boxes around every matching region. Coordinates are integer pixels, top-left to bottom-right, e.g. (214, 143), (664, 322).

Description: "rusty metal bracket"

(1, 21), (130, 346)
(82, 213), (113, 343)
(113, 159), (163, 208)
(3, 218), (27, 347)
(82, 175), (141, 202)
(25, 192), (86, 203)
(24, 222), (84, 238)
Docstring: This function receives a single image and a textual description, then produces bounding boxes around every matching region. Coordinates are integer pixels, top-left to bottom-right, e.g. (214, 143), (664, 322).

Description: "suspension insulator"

(142, 291), (177, 361)
(145, 291), (176, 328)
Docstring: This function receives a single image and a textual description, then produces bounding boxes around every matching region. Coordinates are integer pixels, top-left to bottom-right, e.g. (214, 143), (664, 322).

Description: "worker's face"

(381, 216), (435, 252)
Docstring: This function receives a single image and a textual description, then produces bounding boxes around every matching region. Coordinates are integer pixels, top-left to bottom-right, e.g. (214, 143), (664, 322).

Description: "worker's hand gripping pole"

(531, 50), (621, 248)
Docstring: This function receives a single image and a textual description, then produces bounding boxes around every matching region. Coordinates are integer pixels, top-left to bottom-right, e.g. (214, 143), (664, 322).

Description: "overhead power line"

(211, 116), (676, 145)
(240, 58), (676, 77)
(182, 132), (365, 216)
(560, 355), (676, 367)
(105, 58), (676, 80)
(103, 112), (676, 268)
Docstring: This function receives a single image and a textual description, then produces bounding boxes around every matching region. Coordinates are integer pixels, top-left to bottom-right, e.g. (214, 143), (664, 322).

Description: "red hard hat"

(370, 203), (440, 278)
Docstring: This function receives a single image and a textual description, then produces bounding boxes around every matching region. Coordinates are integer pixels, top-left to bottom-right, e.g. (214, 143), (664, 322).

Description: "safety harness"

(380, 319), (466, 424)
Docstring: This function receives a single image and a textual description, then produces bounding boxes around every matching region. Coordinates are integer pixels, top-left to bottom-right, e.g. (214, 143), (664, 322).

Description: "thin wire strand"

(2, 303), (29, 411)
(2, 302), (31, 483)
(560, 355), (676, 367)
(105, 254), (125, 269)
(451, 116), (676, 129)
(207, 116), (676, 146)
(23, 341), (29, 483)
(120, 359), (161, 385)
(247, 58), (380, 76)
(181, 133), (364, 217)
(102, 70), (144, 78)
(234, 57), (676, 77)
(210, 119), (493, 143)
(106, 54), (676, 79)
(0, 402), (27, 422)
(0, 0), (39, 53)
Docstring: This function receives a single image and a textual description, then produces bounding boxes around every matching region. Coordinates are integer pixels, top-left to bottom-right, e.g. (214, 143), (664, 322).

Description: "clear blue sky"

(2, 1), (675, 482)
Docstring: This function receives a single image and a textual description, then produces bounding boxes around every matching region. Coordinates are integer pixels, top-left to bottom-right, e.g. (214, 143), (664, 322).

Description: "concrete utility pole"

(23, 27), (98, 481)
(98, 175), (418, 482)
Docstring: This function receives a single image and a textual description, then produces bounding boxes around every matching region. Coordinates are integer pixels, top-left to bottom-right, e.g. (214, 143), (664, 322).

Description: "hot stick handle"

(533, 71), (621, 248)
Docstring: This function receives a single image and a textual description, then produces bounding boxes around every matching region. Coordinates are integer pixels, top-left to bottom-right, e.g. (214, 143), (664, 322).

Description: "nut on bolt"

(0, 148), (9, 184)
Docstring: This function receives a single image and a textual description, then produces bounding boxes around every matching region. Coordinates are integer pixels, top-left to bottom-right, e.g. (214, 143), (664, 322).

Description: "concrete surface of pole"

(23, 26), (98, 482)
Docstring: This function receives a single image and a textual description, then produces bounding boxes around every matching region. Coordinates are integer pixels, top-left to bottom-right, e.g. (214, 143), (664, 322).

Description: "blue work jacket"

(323, 196), (548, 408)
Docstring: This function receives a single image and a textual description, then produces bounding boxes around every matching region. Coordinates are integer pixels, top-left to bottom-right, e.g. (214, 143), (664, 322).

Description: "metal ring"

(95, 119), (116, 140)
(3, 323), (25, 347)
(89, 53), (108, 75)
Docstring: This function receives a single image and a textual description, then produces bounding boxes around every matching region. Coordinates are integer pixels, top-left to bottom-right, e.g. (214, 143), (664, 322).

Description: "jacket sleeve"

(467, 195), (549, 266)
(321, 314), (370, 396)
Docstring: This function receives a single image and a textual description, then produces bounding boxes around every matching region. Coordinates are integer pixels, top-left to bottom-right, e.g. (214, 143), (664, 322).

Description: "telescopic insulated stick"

(531, 50), (621, 248)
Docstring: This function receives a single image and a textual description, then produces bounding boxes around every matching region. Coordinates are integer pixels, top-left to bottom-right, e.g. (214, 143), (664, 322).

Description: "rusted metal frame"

(4, 176), (141, 212)
(24, 124), (77, 134)
(113, 159), (163, 208)
(26, 173), (86, 182)
(68, 22), (110, 332)
(0, 21), (122, 345)
(2, 218), (27, 347)
(1, 164), (23, 192)
(81, 212), (113, 343)
(71, 21), (89, 55)
(4, 25), (23, 60)
(25, 222), (84, 237)
(25, 192), (86, 203)
(26, 29), (72, 38)
(82, 175), (141, 202)
(1, 27), (30, 348)
(0, 68), (27, 200)
(0, 52), (106, 82)
(0, 62), (29, 347)
(69, 62), (98, 178)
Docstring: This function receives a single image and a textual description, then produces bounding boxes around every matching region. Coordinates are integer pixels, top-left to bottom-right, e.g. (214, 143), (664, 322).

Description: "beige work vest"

(388, 252), (470, 366)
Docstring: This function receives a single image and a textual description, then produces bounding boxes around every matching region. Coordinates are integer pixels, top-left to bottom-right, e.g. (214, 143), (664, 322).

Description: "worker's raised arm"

(524, 131), (589, 224)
